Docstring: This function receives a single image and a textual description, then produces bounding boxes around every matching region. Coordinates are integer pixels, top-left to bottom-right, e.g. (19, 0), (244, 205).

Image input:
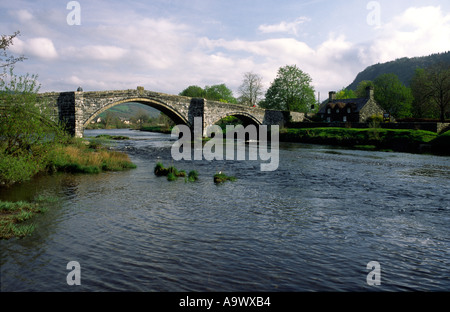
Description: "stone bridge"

(38, 86), (304, 138)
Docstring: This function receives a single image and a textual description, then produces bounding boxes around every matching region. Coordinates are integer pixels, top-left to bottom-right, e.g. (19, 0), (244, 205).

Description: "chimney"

(366, 86), (374, 99)
(329, 91), (336, 102)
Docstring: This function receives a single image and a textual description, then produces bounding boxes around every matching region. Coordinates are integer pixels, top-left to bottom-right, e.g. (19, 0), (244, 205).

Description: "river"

(1, 128), (449, 292)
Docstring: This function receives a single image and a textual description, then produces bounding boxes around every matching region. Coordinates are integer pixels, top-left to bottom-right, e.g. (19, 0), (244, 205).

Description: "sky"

(1, 0), (450, 102)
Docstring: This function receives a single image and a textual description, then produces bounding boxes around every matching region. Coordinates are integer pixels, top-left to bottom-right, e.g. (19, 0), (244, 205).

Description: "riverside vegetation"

(0, 65), (136, 239)
(154, 162), (236, 184)
(279, 127), (450, 155)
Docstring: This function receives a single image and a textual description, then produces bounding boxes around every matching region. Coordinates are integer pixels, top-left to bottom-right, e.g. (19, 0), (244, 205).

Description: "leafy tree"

(335, 88), (356, 100)
(179, 85), (205, 98)
(260, 65), (315, 112)
(1, 32), (68, 185)
(355, 80), (375, 98)
(412, 63), (450, 122)
(410, 68), (439, 118)
(130, 109), (151, 128)
(204, 83), (237, 103)
(1, 31), (25, 72)
(238, 72), (264, 106)
(179, 83), (237, 103)
(373, 73), (413, 119)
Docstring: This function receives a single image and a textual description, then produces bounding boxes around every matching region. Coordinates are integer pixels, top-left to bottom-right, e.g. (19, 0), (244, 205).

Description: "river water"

(1, 129), (449, 292)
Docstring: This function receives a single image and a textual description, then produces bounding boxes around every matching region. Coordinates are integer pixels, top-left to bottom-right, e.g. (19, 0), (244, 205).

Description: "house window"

(327, 117), (331, 122)
(336, 108), (340, 113)
(343, 116), (347, 122)
(327, 108), (331, 114)
(347, 107), (351, 114)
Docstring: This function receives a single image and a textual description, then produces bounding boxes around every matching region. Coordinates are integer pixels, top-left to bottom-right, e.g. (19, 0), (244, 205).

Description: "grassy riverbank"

(139, 125), (173, 134)
(0, 138), (136, 187)
(280, 127), (450, 155)
(0, 139), (136, 239)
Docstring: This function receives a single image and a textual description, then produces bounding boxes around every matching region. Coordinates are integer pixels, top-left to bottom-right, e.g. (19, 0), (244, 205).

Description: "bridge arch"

(211, 111), (263, 128)
(82, 97), (190, 131)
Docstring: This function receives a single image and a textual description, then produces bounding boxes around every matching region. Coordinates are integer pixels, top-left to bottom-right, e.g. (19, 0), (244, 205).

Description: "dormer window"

(347, 107), (351, 114)
(327, 108), (331, 114)
(336, 108), (340, 113)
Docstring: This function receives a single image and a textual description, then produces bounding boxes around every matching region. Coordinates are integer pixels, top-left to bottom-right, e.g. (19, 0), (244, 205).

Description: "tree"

(260, 65), (315, 112)
(204, 83), (237, 103)
(238, 72), (264, 106)
(179, 85), (205, 98)
(417, 63), (450, 121)
(1, 32), (68, 184)
(1, 31), (25, 73)
(410, 68), (439, 118)
(373, 73), (413, 119)
(131, 109), (151, 128)
(355, 80), (375, 98)
(179, 84), (237, 103)
(335, 88), (356, 100)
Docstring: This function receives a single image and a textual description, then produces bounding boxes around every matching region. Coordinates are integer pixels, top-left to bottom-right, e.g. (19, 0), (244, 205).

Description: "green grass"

(188, 170), (199, 182)
(95, 134), (130, 140)
(45, 140), (136, 174)
(154, 162), (187, 181)
(140, 126), (173, 134)
(1, 138), (137, 187)
(0, 197), (55, 239)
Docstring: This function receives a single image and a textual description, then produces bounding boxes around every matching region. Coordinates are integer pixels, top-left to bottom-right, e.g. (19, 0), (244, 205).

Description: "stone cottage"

(318, 87), (386, 122)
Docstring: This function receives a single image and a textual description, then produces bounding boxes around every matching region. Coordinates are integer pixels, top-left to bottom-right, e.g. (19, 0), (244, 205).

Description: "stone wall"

(359, 98), (385, 122)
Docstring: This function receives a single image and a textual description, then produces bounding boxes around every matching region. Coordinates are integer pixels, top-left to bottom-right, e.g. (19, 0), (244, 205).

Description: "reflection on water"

(1, 129), (449, 292)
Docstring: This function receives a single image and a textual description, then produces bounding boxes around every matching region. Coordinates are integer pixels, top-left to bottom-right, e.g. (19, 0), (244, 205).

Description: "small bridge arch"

(211, 111), (263, 128)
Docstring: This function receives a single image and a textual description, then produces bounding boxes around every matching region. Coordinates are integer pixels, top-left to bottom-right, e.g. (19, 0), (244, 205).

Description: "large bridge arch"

(82, 97), (190, 130)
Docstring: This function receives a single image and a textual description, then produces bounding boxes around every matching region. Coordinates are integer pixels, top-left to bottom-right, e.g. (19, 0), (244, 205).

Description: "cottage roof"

(318, 97), (368, 114)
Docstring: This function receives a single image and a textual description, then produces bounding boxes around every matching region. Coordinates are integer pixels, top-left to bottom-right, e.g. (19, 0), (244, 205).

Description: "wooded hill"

(346, 51), (450, 90)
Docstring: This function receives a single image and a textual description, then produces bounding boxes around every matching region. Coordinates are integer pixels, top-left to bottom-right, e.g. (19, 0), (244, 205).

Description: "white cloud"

(63, 45), (128, 61)
(11, 9), (33, 23)
(10, 37), (58, 60)
(361, 6), (450, 64)
(258, 17), (311, 36)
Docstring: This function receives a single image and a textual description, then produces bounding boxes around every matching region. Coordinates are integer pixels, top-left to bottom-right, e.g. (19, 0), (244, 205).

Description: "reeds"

(0, 198), (53, 239)
(47, 143), (136, 174)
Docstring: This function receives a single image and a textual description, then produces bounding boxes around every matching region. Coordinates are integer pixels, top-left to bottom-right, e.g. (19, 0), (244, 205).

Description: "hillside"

(98, 102), (161, 120)
(346, 51), (450, 90)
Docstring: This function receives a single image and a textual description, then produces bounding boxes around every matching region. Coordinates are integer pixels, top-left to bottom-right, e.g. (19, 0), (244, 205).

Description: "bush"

(0, 153), (41, 186)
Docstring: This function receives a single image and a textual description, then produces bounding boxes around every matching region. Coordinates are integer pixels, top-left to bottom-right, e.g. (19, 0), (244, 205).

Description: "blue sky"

(1, 0), (450, 101)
